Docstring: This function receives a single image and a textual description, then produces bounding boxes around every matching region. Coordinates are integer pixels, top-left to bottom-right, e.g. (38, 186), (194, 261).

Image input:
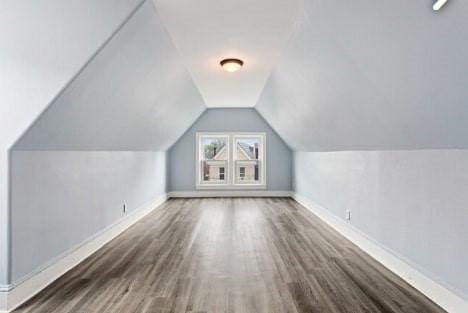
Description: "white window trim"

(196, 133), (229, 187)
(232, 133), (266, 187)
(196, 132), (267, 190)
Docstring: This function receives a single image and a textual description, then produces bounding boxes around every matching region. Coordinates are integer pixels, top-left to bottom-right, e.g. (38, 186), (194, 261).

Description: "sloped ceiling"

(14, 1), (205, 151)
(1, 0), (143, 285)
(8, 0), (468, 152)
(256, 0), (468, 151)
(153, 0), (301, 107)
(0, 0), (141, 150)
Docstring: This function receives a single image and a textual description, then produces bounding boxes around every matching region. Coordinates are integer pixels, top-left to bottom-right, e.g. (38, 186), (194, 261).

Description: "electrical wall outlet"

(345, 210), (351, 221)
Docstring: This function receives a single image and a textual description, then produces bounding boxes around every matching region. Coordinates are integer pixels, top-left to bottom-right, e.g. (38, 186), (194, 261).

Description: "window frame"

(196, 132), (266, 189)
(232, 133), (266, 187)
(196, 133), (230, 187)
(239, 167), (246, 178)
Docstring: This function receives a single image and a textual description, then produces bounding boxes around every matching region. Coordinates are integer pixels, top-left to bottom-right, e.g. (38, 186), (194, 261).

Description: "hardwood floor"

(14, 198), (445, 313)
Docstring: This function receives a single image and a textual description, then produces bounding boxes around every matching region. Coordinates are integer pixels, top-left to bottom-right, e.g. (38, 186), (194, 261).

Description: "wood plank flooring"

(14, 198), (445, 313)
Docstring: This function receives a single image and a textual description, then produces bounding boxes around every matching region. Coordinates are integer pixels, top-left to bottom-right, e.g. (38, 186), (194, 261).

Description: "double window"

(196, 132), (266, 188)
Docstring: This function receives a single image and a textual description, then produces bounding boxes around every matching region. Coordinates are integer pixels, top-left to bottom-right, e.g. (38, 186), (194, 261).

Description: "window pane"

(234, 137), (262, 185)
(199, 136), (228, 185)
(235, 160), (260, 184)
(235, 138), (260, 160)
(202, 138), (227, 160)
(202, 160), (228, 184)
(197, 133), (265, 187)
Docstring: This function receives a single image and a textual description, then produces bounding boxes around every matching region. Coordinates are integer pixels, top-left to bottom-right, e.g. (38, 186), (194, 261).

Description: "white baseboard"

(292, 193), (468, 313)
(168, 190), (293, 198)
(0, 193), (168, 313)
(0, 290), (6, 313)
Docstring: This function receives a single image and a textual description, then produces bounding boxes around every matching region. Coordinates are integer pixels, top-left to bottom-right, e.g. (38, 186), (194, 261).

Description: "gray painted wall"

(294, 150), (468, 300)
(10, 150), (167, 283)
(1, 0), (204, 284)
(0, 152), (8, 285)
(168, 108), (292, 191)
(0, 0), (142, 286)
(256, 0), (468, 305)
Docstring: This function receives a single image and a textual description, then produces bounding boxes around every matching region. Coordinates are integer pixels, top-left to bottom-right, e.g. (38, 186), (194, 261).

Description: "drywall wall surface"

(2, 0), (203, 287)
(168, 108), (292, 191)
(294, 150), (468, 300)
(14, 1), (205, 151)
(257, 1), (468, 151)
(0, 0), (141, 151)
(0, 0), (142, 285)
(0, 152), (8, 285)
(10, 150), (166, 283)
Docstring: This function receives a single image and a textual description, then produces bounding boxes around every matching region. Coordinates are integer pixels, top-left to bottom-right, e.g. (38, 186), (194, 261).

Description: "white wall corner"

(0, 193), (168, 313)
(292, 193), (468, 313)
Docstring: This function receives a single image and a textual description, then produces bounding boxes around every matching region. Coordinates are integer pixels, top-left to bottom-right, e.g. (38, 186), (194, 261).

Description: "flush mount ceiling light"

(220, 58), (244, 73)
(433, 0), (448, 11)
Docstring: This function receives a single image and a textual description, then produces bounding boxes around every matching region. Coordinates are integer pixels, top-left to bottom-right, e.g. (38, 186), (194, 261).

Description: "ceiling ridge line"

(149, 0), (209, 108)
(253, 4), (307, 109)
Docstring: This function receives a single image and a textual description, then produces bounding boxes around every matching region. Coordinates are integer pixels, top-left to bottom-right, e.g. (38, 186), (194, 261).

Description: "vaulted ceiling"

(14, 1), (205, 151)
(152, 0), (301, 108)
(257, 0), (468, 151)
(5, 0), (468, 152)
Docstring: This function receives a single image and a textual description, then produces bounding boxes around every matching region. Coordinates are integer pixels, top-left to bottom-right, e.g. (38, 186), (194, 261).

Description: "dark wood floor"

(15, 198), (445, 313)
